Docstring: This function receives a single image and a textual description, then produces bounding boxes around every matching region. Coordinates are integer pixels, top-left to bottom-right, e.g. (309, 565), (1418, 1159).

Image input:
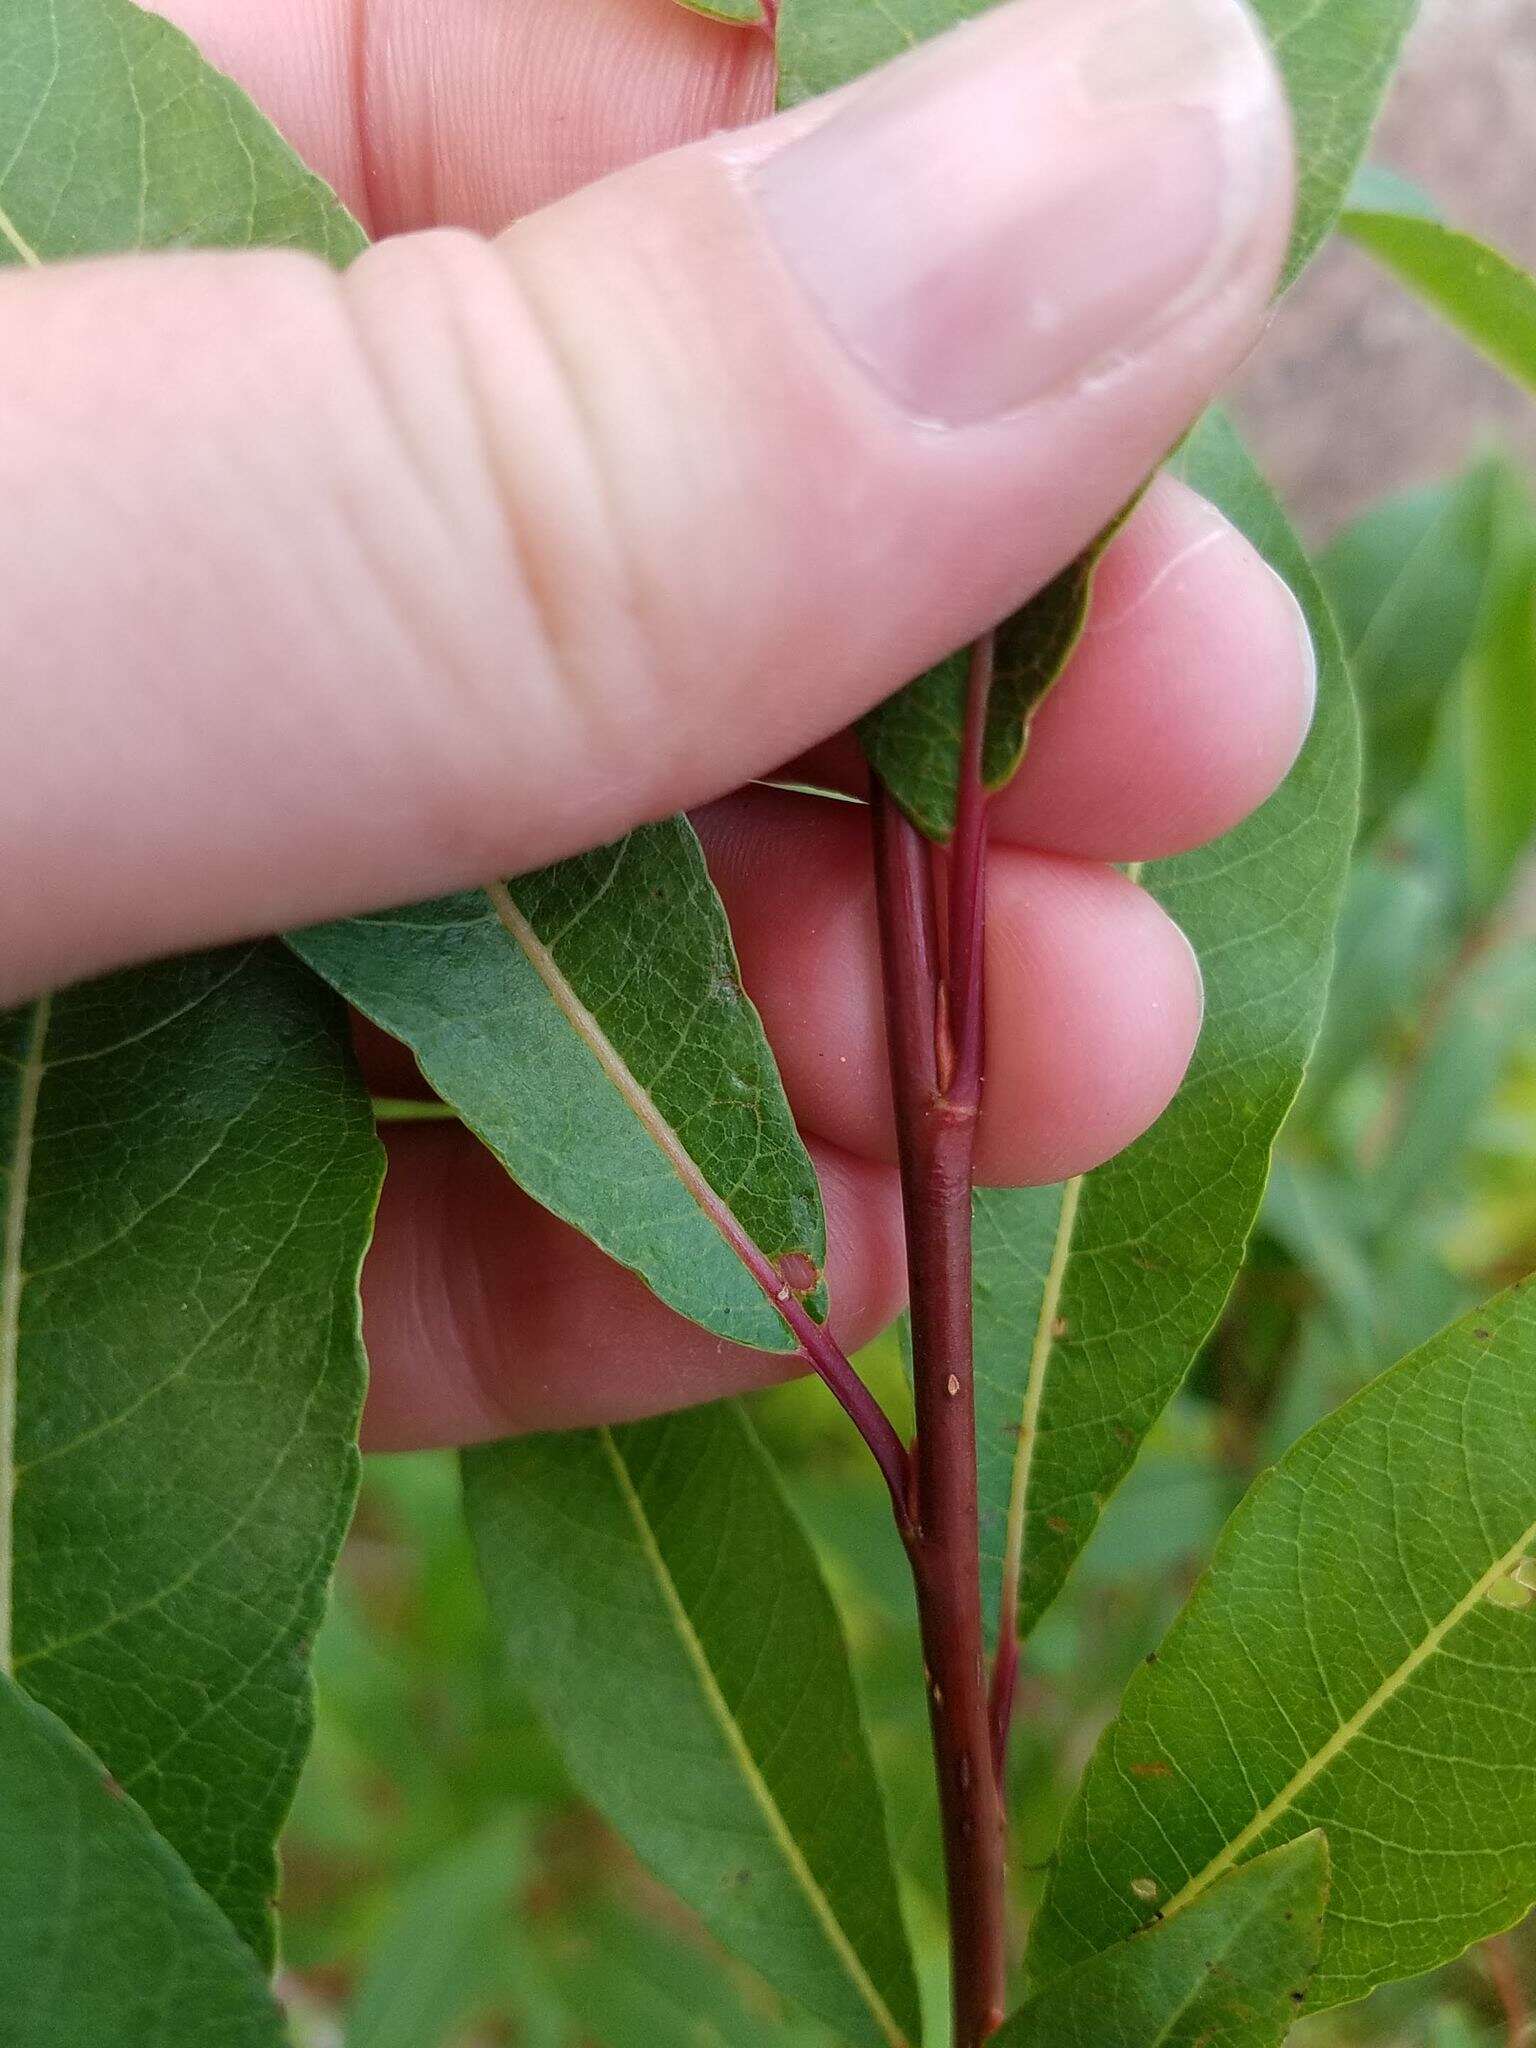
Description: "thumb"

(1, 0), (1290, 1002)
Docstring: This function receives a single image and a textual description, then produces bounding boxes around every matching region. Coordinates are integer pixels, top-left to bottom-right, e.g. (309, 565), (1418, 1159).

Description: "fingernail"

(753, 0), (1291, 426)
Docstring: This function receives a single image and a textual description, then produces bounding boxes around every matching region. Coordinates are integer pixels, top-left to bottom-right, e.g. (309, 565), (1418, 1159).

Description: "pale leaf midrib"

(997, 1174), (1082, 1632)
(483, 880), (792, 1298)
(1, 994), (51, 1676)
(995, 859), (1158, 1635)
(598, 1428), (909, 2048)
(0, 197), (42, 267)
(1163, 1514), (1536, 1921)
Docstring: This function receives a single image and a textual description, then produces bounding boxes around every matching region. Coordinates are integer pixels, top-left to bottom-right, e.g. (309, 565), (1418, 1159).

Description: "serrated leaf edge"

(595, 1425), (912, 2048)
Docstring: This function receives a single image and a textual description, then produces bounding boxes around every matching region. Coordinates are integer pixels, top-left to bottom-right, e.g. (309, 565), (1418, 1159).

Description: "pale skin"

(0, 0), (1309, 1447)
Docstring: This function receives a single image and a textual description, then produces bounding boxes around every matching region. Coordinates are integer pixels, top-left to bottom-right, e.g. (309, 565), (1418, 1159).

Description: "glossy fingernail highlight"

(753, 0), (1292, 426)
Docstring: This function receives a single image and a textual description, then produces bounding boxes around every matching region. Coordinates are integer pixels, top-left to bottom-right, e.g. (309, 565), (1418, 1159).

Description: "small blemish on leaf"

(1051, 1315), (1069, 1339)
(775, 1252), (819, 1295)
(1129, 1761), (1173, 1780)
(1130, 1877), (1159, 1902)
(1046, 1515), (1072, 1535)
(101, 1772), (125, 1800)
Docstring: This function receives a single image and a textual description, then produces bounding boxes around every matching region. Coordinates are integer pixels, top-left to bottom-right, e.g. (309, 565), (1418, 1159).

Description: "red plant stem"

(771, 1282), (913, 1533)
(870, 656), (1007, 2048)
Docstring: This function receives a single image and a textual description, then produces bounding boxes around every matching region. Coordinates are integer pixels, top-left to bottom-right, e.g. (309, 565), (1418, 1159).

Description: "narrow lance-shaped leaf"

(344, 1818), (533, 2048)
(1, 0), (379, 1965)
(976, 411), (1357, 1646)
(463, 1402), (921, 2048)
(1455, 463), (1536, 919)
(1027, 1274), (1536, 2015)
(1343, 204), (1536, 398)
(1370, 938), (1536, 1233)
(2, 949), (382, 1959)
(0, 1676), (288, 2047)
(1318, 464), (1502, 843)
(294, 819), (827, 1352)
(537, 1899), (833, 2048)
(999, 1835), (1328, 2048)
(749, 0), (1418, 835)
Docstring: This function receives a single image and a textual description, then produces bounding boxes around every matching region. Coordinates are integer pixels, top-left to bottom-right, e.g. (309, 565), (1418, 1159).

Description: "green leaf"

(539, 1900), (830, 2048)
(0, 0), (365, 269)
(1343, 211), (1536, 397)
(669, 0), (766, 20)
(0, 0), (381, 1976)
(1262, 1159), (1379, 1362)
(858, 512), (1129, 841)
(1297, 850), (1453, 1114)
(344, 1818), (531, 2048)
(0, 1677), (288, 2047)
(1319, 467), (1502, 843)
(294, 820), (826, 1352)
(1027, 1274), (1536, 2015)
(1260, 0), (1422, 284)
(2, 948), (382, 1960)
(1371, 939), (1536, 1231)
(1000, 1836), (1328, 2048)
(1456, 465), (1536, 919)
(462, 1402), (921, 2048)
(976, 412), (1358, 1645)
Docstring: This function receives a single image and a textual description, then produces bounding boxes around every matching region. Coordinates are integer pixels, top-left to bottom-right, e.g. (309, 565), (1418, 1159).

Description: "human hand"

(1, 0), (1309, 1445)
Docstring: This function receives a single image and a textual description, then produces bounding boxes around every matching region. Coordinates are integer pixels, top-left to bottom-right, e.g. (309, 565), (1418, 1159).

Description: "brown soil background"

(1232, 0), (1536, 541)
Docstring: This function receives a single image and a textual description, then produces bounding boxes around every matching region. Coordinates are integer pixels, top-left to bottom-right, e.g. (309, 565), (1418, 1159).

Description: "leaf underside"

(0, 1679), (288, 2046)
(463, 1403), (921, 2048)
(0, 0), (383, 1985)
(1028, 1276), (1536, 2014)
(858, 515), (1123, 840)
(1319, 464), (1501, 843)
(294, 819), (827, 1352)
(1001, 1835), (1328, 2048)
(2, 948), (381, 1960)
(976, 412), (1359, 1647)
